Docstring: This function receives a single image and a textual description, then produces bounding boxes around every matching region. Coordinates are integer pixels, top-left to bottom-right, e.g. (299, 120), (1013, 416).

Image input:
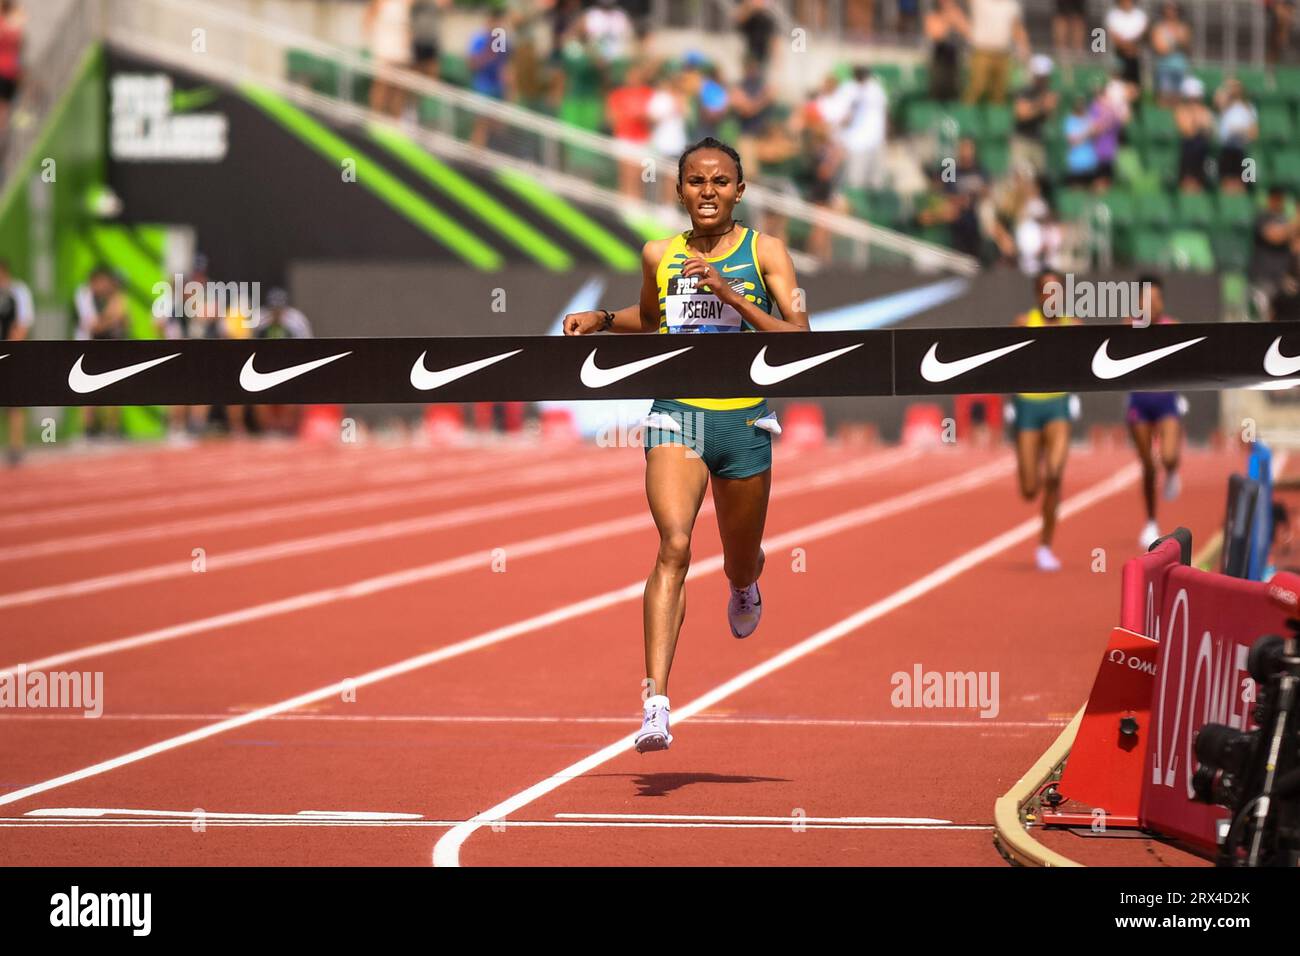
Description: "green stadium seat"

(911, 64), (931, 97)
(1096, 189), (1136, 228)
(1055, 188), (1093, 222)
(1167, 230), (1216, 272)
(844, 186), (871, 219)
(1142, 143), (1179, 185)
(1236, 68), (1273, 103)
(1259, 104), (1295, 144)
(1211, 231), (1254, 271)
(1133, 229), (1168, 265)
(866, 189), (905, 226)
(439, 54), (471, 88)
(1135, 191), (1174, 226)
(980, 139), (1010, 176)
(1192, 66), (1225, 95)
(1216, 191), (1257, 231)
(1140, 107), (1179, 144)
(1271, 150), (1300, 190)
(983, 105), (1013, 140)
(942, 104), (984, 139)
(1175, 190), (1215, 228)
(905, 101), (941, 134)
(1275, 67), (1300, 104)
(871, 64), (905, 95)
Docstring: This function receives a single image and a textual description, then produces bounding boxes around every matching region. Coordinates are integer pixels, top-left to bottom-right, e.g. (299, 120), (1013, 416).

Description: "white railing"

(100, 0), (979, 275)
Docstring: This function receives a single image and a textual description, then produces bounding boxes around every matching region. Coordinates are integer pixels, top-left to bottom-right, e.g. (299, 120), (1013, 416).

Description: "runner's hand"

(563, 311), (605, 335)
(681, 258), (737, 304)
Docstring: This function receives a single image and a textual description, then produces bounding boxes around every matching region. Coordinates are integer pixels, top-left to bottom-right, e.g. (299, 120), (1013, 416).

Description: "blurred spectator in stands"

(550, 17), (601, 129)
(813, 68), (850, 138)
(366, 0), (412, 117)
(963, 0), (1029, 105)
(1012, 54), (1058, 173)
(918, 137), (986, 259)
(1271, 267), (1300, 322)
(1086, 75), (1131, 190)
(584, 0), (634, 62)
(841, 65), (888, 191)
(74, 267), (128, 441)
(794, 0), (827, 32)
(0, 258), (32, 466)
(801, 105), (847, 259)
(1105, 0), (1148, 92)
(694, 63), (731, 141)
(987, 160), (1040, 263)
(469, 8), (513, 146)
(1014, 197), (1063, 274)
(607, 60), (654, 199)
(897, 0), (921, 36)
(1150, 2), (1190, 107)
(925, 0), (968, 102)
(410, 0), (449, 79)
(648, 67), (687, 155)
(250, 288), (313, 437)
(0, 1), (25, 134)
(735, 0), (777, 67)
(1063, 95), (1099, 186)
(733, 56), (774, 180)
(847, 0), (875, 40)
(1265, 0), (1295, 65)
(1216, 77), (1258, 194)
(1052, 0), (1087, 54)
(1252, 188), (1297, 307)
(548, 0), (583, 61)
(1174, 75), (1212, 192)
(504, 0), (549, 104)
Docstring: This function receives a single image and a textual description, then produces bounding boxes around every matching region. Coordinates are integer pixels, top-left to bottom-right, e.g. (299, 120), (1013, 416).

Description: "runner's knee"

(657, 530), (693, 572)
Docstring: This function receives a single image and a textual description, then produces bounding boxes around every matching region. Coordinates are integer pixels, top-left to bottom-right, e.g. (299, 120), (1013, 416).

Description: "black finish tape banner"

(0, 323), (1295, 406)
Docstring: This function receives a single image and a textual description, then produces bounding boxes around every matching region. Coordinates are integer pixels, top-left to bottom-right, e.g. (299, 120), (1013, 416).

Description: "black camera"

(1191, 624), (1300, 866)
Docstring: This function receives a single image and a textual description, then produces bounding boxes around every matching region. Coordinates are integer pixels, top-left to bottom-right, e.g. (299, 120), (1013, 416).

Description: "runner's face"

(678, 150), (743, 232)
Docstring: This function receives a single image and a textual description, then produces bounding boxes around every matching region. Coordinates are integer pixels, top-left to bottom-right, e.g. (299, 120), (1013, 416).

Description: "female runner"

(564, 137), (810, 751)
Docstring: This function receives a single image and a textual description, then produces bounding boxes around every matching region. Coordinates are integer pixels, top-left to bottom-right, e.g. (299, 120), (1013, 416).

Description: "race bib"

(664, 274), (745, 333)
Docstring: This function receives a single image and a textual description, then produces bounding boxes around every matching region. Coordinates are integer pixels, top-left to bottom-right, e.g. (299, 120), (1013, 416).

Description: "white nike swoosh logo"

(1090, 337), (1206, 380)
(580, 346), (692, 388)
(750, 343), (862, 386)
(919, 340), (1033, 383)
(239, 352), (351, 392)
(722, 263), (751, 272)
(1264, 337), (1300, 377)
(410, 349), (522, 391)
(67, 353), (181, 394)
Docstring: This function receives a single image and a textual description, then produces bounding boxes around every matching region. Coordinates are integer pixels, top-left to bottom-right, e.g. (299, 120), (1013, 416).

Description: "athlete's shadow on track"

(594, 772), (789, 798)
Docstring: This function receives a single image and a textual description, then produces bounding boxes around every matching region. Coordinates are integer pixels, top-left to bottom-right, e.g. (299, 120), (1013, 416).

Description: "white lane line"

(0, 453), (1003, 809)
(25, 807), (421, 820)
(0, 712), (1068, 728)
(431, 463), (1141, 867)
(1, 447), (927, 673)
(0, 445), (897, 608)
(0, 441), (570, 530)
(553, 813), (950, 824)
(0, 820), (993, 831)
(0, 440), (460, 522)
(0, 451), (641, 564)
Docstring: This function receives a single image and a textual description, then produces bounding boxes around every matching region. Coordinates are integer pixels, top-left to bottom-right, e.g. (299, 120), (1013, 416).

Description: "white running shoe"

(1035, 545), (1061, 572)
(1139, 520), (1160, 549)
(1163, 470), (1181, 502)
(728, 580), (763, 638)
(635, 695), (672, 752)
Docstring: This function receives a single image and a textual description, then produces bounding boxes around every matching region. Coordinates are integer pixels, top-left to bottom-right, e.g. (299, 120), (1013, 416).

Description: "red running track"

(0, 434), (1252, 866)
